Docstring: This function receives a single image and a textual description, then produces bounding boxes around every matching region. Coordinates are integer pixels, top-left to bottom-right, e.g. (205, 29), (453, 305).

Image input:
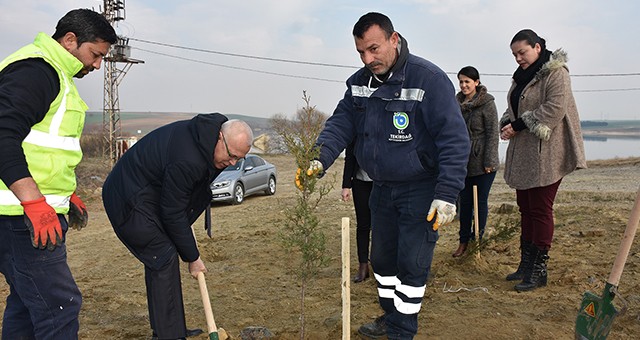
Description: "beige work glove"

(426, 199), (456, 231)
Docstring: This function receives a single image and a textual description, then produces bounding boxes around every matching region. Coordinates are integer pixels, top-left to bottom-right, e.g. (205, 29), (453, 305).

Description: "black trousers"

(352, 178), (373, 264)
(146, 253), (187, 339)
(111, 210), (187, 339)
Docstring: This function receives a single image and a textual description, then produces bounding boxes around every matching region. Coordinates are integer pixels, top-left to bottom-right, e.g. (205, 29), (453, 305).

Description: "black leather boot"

(515, 248), (549, 292)
(506, 239), (533, 281)
(358, 314), (387, 339)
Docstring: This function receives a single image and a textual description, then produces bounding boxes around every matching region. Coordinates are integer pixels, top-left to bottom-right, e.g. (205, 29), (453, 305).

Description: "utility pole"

(101, 0), (143, 166)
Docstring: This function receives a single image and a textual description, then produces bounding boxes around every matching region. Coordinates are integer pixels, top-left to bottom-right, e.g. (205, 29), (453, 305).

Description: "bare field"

(2, 155), (640, 339)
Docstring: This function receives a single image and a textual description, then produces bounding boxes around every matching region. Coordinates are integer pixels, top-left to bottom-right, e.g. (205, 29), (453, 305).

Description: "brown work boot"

(353, 263), (370, 283)
(452, 242), (468, 257)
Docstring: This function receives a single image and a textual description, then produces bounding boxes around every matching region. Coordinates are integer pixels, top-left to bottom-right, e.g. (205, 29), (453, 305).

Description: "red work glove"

(68, 192), (88, 230)
(21, 197), (62, 251)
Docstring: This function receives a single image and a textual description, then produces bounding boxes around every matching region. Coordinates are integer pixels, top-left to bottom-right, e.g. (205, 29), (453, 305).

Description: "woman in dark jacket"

(452, 66), (500, 257)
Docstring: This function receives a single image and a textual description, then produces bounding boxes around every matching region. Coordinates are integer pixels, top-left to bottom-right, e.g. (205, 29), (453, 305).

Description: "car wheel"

(265, 176), (276, 195)
(232, 183), (245, 205)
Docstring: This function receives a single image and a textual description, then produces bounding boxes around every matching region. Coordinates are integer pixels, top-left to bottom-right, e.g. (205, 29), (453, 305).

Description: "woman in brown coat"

(500, 29), (586, 292)
(452, 66), (499, 257)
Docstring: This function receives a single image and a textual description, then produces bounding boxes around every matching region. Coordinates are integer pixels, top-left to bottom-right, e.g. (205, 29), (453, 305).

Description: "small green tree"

(272, 91), (333, 339)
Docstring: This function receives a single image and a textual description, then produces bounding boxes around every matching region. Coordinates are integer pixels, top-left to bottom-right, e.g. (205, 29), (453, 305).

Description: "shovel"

(575, 187), (640, 339)
(198, 272), (220, 340)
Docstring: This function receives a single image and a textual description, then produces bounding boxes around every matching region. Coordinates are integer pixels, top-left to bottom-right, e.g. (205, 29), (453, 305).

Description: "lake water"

(498, 137), (640, 162)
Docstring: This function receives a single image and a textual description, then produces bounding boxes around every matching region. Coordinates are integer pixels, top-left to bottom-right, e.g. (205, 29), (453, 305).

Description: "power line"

(449, 72), (640, 77)
(133, 47), (640, 93)
(130, 37), (358, 69)
(130, 37), (640, 78)
(132, 47), (343, 83)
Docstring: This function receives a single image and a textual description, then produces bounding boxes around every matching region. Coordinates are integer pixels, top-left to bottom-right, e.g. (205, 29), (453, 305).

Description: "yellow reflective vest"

(0, 33), (88, 215)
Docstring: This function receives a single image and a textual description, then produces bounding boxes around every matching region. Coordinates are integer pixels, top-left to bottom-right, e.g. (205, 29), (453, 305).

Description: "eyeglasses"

(221, 131), (242, 161)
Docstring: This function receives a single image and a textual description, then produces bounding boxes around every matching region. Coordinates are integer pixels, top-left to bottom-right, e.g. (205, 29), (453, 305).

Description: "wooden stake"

(341, 217), (351, 340)
(473, 185), (481, 259)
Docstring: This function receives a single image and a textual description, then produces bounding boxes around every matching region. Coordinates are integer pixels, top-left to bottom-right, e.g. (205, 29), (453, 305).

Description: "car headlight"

(212, 180), (231, 188)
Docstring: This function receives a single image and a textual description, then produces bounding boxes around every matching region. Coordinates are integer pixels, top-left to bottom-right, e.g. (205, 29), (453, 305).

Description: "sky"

(1, 0), (638, 121)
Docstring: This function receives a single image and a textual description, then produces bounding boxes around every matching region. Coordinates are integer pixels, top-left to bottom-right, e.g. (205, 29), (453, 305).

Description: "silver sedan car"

(210, 154), (277, 204)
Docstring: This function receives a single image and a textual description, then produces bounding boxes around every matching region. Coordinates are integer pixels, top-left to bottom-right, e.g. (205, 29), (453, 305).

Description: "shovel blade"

(208, 331), (219, 340)
(575, 284), (619, 340)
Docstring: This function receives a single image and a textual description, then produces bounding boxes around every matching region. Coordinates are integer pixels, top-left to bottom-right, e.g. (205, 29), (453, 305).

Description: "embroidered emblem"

(393, 112), (409, 130)
(389, 112), (413, 142)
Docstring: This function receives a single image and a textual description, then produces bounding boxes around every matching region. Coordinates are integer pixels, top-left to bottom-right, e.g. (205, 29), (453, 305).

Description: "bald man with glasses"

(102, 113), (252, 339)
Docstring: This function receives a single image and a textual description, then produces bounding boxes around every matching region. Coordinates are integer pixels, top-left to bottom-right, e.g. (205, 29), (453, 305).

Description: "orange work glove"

(68, 192), (88, 230)
(21, 197), (62, 251)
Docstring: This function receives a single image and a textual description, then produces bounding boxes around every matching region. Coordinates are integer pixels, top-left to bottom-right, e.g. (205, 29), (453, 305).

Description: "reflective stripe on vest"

(0, 191), (70, 209)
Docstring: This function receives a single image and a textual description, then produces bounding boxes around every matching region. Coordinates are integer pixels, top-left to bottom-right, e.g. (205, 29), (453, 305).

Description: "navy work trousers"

(0, 215), (81, 340)
(369, 180), (439, 340)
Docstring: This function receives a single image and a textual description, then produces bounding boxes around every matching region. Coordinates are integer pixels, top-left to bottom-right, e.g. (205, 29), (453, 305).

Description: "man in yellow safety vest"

(0, 8), (116, 339)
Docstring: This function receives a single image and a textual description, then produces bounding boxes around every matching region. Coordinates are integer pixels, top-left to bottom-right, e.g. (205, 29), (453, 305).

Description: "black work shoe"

(358, 315), (387, 339)
(151, 328), (203, 340)
(186, 328), (204, 337)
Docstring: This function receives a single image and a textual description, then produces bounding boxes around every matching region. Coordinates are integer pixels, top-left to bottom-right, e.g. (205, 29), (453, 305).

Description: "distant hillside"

(85, 113), (640, 139)
(85, 111), (272, 136)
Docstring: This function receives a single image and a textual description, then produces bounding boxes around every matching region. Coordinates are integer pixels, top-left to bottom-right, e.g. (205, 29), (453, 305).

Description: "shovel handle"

(608, 187), (640, 286)
(197, 272), (218, 334)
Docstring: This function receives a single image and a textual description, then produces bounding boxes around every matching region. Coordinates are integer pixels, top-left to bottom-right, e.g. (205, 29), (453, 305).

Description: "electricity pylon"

(101, 0), (143, 166)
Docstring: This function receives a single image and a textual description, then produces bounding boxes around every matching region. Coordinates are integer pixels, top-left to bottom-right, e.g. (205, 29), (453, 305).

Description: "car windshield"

(223, 162), (242, 171)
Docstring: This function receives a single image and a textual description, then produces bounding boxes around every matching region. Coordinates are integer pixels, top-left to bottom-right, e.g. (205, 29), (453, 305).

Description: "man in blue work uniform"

(301, 12), (470, 339)
(0, 8), (117, 339)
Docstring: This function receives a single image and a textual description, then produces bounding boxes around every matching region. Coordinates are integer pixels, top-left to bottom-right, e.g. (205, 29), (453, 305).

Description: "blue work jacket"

(317, 54), (470, 204)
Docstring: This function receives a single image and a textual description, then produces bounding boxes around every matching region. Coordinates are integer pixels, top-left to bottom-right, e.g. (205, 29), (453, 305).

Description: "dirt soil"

(2, 154), (640, 340)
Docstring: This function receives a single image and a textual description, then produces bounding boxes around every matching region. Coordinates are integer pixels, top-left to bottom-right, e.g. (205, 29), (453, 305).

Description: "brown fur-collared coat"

(500, 49), (586, 190)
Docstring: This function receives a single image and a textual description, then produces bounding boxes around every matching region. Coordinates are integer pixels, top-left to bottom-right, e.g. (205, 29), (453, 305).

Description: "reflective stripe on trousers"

(369, 180), (438, 339)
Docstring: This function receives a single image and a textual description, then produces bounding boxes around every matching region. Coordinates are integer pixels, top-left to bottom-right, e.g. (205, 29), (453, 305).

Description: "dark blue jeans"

(458, 172), (496, 243)
(369, 180), (439, 340)
(0, 215), (81, 340)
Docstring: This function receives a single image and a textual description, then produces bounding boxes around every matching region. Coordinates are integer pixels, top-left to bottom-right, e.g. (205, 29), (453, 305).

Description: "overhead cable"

(130, 37), (640, 77)
(132, 47), (343, 83)
(133, 47), (640, 92)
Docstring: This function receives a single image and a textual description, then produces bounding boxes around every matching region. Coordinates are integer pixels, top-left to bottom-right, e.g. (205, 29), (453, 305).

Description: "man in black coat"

(102, 113), (253, 340)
